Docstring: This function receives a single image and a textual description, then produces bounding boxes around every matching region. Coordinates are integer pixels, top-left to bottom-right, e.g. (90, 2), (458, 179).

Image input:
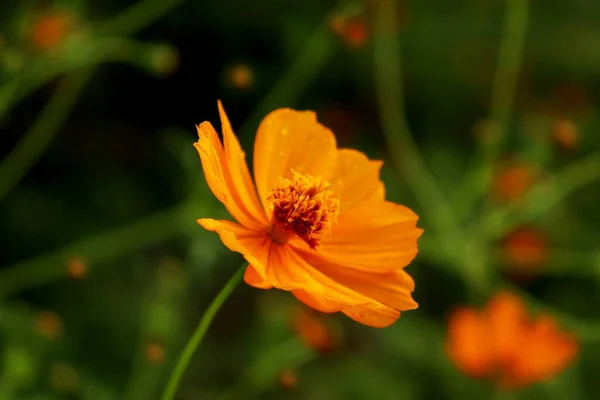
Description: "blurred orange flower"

(145, 341), (166, 364)
(501, 227), (548, 270)
(67, 257), (87, 279)
(293, 307), (336, 353)
(195, 101), (422, 327)
(30, 11), (74, 51)
(492, 162), (538, 203)
(278, 369), (298, 389)
(36, 311), (63, 340)
(330, 15), (369, 48)
(227, 64), (254, 90)
(446, 291), (578, 389)
(551, 119), (579, 151)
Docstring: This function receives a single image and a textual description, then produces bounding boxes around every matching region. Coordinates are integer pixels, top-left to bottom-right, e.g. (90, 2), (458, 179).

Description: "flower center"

(267, 171), (340, 249)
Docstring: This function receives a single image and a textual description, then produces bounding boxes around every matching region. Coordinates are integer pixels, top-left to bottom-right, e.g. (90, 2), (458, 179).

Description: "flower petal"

(329, 149), (385, 210)
(487, 291), (528, 365)
(195, 106), (266, 230)
(308, 201), (422, 272)
(253, 108), (338, 210)
(244, 264), (273, 289)
(502, 315), (578, 388)
(299, 250), (418, 311)
(446, 308), (494, 378)
(217, 101), (267, 223)
(269, 245), (415, 327)
(197, 218), (271, 273)
(292, 289), (343, 313)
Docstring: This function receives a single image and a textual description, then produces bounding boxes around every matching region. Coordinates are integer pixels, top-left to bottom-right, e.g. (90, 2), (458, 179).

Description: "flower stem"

(371, 0), (466, 266)
(160, 264), (246, 400)
(0, 69), (93, 204)
(482, 150), (600, 239)
(452, 0), (530, 218)
(0, 204), (188, 298)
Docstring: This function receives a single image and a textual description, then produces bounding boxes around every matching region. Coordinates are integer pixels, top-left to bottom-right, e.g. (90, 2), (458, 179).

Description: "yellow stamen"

(267, 171), (340, 248)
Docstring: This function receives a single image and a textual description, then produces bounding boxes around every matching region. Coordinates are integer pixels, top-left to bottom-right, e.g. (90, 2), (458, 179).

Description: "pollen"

(267, 171), (340, 248)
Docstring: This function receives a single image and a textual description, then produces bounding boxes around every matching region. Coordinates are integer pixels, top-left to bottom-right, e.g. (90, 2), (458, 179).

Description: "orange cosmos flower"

(35, 311), (63, 340)
(446, 291), (578, 389)
(146, 340), (166, 364)
(30, 11), (74, 51)
(492, 162), (539, 203)
(551, 118), (579, 151)
(330, 15), (369, 48)
(67, 257), (87, 279)
(278, 369), (298, 389)
(293, 307), (336, 353)
(227, 63), (254, 90)
(501, 227), (548, 270)
(195, 101), (422, 327)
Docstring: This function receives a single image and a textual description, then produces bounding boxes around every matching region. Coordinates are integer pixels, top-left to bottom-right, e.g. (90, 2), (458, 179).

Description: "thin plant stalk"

(160, 265), (245, 400)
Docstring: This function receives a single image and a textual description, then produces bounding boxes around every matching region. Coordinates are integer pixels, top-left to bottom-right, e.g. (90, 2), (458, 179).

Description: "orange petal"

(311, 201), (422, 272)
(197, 218), (271, 274)
(329, 149), (385, 210)
(292, 289), (343, 313)
(244, 264), (273, 289)
(273, 245), (413, 327)
(502, 315), (578, 388)
(446, 308), (495, 378)
(195, 105), (266, 230)
(486, 291), (528, 365)
(264, 243), (326, 293)
(301, 251), (418, 311)
(253, 109), (338, 210)
(342, 304), (400, 328)
(217, 101), (267, 223)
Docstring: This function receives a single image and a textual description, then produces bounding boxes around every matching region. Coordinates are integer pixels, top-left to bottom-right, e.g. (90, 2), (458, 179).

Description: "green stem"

(452, 0), (530, 219)
(97, 0), (187, 36)
(0, 0), (187, 120)
(161, 265), (245, 400)
(240, 0), (346, 136)
(0, 204), (187, 297)
(371, 0), (466, 266)
(489, 0), (530, 138)
(0, 70), (93, 203)
(0, 38), (151, 120)
(483, 151), (600, 239)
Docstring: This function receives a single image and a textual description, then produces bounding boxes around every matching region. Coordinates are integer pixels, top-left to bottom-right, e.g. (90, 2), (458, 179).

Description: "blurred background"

(1, 0), (600, 399)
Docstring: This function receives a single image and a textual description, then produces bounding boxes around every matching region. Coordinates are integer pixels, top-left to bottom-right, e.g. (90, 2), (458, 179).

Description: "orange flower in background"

(492, 162), (538, 203)
(67, 257), (87, 279)
(278, 369), (298, 389)
(195, 101), (422, 327)
(36, 311), (63, 340)
(30, 11), (74, 51)
(227, 63), (254, 90)
(145, 341), (166, 364)
(293, 307), (336, 353)
(446, 291), (578, 389)
(501, 227), (548, 270)
(330, 15), (369, 48)
(551, 119), (579, 151)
